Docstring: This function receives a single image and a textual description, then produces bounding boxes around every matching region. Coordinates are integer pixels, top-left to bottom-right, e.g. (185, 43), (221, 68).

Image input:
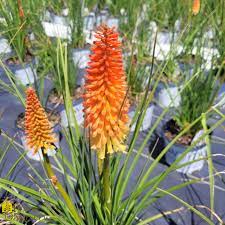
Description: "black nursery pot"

(162, 119), (207, 175)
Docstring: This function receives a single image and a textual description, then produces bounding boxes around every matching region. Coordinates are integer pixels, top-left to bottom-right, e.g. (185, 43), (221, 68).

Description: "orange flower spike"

(192, 0), (200, 15)
(25, 87), (56, 155)
(83, 24), (130, 159)
(17, 0), (25, 20)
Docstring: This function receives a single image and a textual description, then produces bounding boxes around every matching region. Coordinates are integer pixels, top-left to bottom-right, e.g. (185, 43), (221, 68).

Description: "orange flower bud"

(51, 175), (58, 186)
(17, 0), (25, 20)
(192, 0), (200, 15)
(25, 87), (57, 155)
(83, 24), (130, 159)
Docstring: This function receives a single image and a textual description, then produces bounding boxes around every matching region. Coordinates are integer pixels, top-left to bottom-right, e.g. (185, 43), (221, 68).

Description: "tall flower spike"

(25, 87), (56, 155)
(83, 24), (130, 159)
(192, 0), (200, 15)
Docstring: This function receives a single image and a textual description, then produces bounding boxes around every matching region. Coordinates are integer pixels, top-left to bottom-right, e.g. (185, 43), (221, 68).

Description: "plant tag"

(85, 30), (98, 45)
(107, 18), (119, 29)
(0, 38), (12, 54)
(174, 19), (181, 32)
(129, 105), (154, 132)
(15, 66), (36, 86)
(60, 103), (84, 127)
(53, 15), (68, 26)
(128, 110), (135, 132)
(213, 92), (225, 109)
(191, 130), (205, 147)
(72, 49), (90, 69)
(158, 86), (181, 108)
(62, 8), (69, 17)
(96, 10), (108, 26)
(43, 10), (52, 22)
(41, 21), (71, 40)
(74, 103), (84, 124)
(83, 13), (95, 32)
(141, 105), (154, 131)
(201, 47), (219, 62)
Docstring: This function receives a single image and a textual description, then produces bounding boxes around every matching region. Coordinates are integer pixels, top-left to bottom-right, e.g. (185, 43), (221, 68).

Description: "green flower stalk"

(42, 152), (82, 224)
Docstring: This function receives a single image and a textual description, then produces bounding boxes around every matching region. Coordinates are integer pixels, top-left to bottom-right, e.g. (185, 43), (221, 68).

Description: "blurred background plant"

(159, 57), (181, 84)
(174, 70), (219, 135)
(68, 0), (85, 48)
(44, 39), (77, 98)
(0, 0), (29, 62)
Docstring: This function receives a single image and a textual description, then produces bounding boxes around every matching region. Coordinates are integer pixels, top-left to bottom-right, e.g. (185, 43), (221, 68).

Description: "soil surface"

(5, 52), (33, 66)
(47, 87), (83, 106)
(179, 54), (198, 65)
(164, 119), (193, 146)
(47, 88), (64, 106)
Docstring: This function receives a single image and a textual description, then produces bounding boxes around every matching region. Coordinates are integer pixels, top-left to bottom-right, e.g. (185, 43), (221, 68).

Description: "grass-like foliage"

(42, 39), (77, 96)
(174, 70), (219, 134)
(0, 0), (28, 62)
(68, 0), (85, 48)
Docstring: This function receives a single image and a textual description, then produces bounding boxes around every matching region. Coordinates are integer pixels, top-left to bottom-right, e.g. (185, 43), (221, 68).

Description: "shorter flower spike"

(192, 0), (200, 15)
(17, 0), (25, 20)
(25, 87), (57, 155)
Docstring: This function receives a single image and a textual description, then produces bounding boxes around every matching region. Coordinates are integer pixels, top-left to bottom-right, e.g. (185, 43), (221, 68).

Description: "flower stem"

(102, 153), (111, 211)
(97, 156), (104, 176)
(42, 152), (82, 224)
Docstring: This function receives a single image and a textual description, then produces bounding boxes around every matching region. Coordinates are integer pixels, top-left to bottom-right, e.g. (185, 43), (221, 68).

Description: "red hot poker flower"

(17, 0), (25, 20)
(192, 0), (200, 15)
(83, 24), (130, 159)
(25, 87), (56, 155)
